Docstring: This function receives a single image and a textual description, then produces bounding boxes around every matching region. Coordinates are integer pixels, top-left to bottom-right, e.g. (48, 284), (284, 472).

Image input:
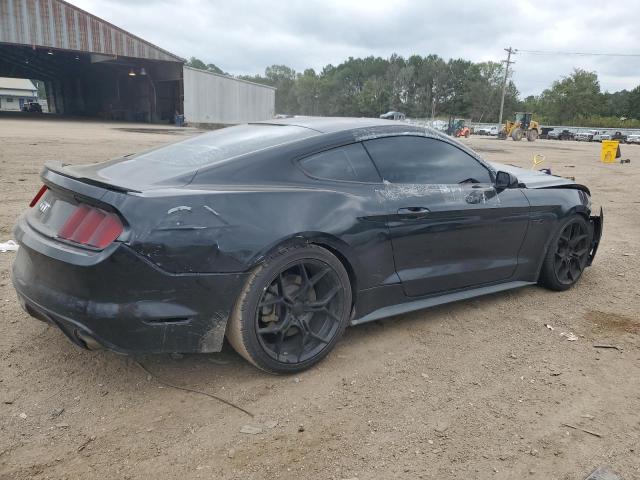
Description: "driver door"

(364, 136), (530, 297)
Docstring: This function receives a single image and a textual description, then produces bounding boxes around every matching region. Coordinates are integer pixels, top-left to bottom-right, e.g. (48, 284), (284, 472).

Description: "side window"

(364, 136), (492, 184)
(299, 143), (381, 183)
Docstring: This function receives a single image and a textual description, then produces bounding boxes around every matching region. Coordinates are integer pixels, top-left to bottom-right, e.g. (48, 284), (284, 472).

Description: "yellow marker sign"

(600, 140), (620, 163)
(532, 154), (545, 169)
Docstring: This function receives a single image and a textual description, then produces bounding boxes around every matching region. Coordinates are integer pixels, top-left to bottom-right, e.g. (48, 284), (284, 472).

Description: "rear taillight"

(29, 185), (48, 207)
(58, 204), (123, 248)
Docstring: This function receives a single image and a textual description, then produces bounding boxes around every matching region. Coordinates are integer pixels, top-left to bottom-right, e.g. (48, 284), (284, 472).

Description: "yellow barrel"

(601, 140), (620, 163)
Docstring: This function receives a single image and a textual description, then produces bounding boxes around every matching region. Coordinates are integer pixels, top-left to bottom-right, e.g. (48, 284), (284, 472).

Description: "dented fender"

(588, 207), (603, 266)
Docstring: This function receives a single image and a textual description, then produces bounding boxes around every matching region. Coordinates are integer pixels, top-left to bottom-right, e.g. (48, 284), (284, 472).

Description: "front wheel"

(538, 215), (592, 291)
(526, 129), (538, 142)
(226, 245), (352, 374)
(511, 128), (523, 141)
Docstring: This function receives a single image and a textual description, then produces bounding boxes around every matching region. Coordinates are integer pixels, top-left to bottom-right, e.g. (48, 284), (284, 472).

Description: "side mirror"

(495, 171), (518, 190)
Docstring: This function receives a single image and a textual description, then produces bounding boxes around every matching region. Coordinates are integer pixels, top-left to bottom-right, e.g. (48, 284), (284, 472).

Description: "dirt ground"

(1, 117), (639, 480)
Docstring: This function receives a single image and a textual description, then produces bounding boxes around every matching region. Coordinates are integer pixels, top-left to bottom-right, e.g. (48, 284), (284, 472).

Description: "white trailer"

(183, 66), (275, 126)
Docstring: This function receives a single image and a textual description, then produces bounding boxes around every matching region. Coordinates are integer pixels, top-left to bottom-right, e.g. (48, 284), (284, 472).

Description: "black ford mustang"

(12, 117), (603, 373)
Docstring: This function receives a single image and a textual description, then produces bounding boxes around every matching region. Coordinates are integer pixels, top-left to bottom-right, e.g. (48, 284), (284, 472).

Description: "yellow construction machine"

(498, 112), (540, 141)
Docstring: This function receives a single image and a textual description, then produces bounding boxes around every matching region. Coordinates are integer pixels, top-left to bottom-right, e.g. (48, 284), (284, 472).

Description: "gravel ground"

(0, 117), (638, 480)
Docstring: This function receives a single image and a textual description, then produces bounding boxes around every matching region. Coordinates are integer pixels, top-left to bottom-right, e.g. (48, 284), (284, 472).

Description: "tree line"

(522, 69), (640, 127)
(187, 56), (640, 127)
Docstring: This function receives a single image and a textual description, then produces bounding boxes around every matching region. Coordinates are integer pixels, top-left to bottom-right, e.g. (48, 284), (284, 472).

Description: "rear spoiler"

(44, 161), (141, 194)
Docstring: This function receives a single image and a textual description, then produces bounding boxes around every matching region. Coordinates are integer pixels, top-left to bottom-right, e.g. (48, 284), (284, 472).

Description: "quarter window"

(299, 143), (381, 183)
(364, 136), (492, 184)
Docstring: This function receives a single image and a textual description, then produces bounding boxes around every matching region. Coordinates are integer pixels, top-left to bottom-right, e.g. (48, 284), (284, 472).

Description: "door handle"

(397, 207), (430, 218)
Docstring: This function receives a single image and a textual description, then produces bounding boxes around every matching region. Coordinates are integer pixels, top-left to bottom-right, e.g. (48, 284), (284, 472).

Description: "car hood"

(488, 161), (576, 189)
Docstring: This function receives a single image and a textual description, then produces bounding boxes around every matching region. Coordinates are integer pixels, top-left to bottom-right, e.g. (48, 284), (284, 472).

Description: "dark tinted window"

(299, 143), (381, 182)
(364, 136), (492, 184)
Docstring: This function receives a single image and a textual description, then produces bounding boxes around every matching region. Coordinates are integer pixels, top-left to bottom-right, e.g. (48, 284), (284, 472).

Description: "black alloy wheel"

(227, 245), (351, 374)
(539, 215), (593, 291)
(256, 260), (345, 364)
(553, 220), (590, 285)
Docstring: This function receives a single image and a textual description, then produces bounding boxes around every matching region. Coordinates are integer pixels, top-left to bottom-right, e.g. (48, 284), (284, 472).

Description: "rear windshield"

(96, 124), (317, 186)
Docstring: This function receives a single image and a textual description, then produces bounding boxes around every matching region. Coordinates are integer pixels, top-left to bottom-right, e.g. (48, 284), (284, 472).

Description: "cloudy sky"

(73, 0), (640, 96)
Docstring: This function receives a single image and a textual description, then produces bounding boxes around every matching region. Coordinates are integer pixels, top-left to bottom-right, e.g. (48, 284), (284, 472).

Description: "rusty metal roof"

(0, 0), (184, 62)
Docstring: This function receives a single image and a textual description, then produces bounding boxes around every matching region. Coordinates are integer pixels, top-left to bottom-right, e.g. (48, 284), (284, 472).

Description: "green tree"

(627, 86), (640, 119)
(463, 62), (509, 122)
(186, 57), (226, 75)
(601, 90), (630, 118)
(211, 53), (638, 124)
(359, 76), (391, 116)
(259, 65), (299, 114)
(295, 69), (323, 115)
(537, 69), (602, 123)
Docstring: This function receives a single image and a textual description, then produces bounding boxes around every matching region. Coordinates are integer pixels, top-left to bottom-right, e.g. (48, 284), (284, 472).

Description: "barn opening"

(0, 0), (186, 123)
(0, 45), (182, 122)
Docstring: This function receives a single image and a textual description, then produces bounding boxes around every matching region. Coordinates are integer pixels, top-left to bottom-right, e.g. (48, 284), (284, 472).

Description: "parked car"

(540, 127), (554, 139)
(626, 134), (640, 144)
(546, 129), (559, 140)
(576, 130), (602, 142)
(11, 117), (603, 373)
(610, 131), (627, 143)
(21, 102), (42, 113)
(547, 129), (575, 141)
(593, 131), (627, 143)
(380, 111), (406, 121)
(428, 119), (448, 132)
(476, 125), (499, 136)
(593, 131), (610, 142)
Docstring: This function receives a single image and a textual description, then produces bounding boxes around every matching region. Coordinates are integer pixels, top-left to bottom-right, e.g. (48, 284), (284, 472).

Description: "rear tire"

(226, 244), (352, 374)
(538, 215), (592, 291)
(526, 129), (538, 142)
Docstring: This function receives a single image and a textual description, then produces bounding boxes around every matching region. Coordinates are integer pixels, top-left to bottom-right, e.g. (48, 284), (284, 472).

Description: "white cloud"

(72, 0), (640, 95)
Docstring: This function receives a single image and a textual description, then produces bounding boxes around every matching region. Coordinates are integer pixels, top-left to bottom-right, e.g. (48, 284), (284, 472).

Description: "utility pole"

(498, 47), (516, 127)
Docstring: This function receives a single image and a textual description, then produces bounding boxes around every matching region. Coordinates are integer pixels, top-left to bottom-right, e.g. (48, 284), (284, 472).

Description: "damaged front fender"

(588, 207), (603, 266)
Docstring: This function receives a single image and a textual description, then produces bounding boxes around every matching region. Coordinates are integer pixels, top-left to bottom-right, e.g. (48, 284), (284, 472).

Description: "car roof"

(252, 116), (409, 134)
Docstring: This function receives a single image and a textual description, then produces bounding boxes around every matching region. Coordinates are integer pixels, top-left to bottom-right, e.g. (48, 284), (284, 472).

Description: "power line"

(517, 49), (640, 57)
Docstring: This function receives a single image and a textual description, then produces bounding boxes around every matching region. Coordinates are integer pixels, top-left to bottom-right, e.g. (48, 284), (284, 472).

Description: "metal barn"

(0, 0), (275, 125)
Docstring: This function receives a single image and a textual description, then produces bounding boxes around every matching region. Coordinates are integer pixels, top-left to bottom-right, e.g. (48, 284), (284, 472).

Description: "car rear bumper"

(12, 216), (247, 354)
